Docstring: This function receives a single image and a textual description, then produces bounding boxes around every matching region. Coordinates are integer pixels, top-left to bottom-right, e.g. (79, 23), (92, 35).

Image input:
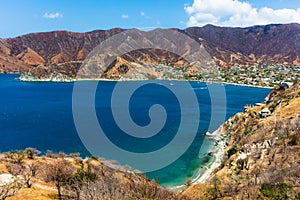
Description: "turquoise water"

(0, 74), (270, 186)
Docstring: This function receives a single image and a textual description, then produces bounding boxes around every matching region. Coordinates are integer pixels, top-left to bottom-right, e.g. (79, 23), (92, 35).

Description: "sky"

(0, 0), (299, 38)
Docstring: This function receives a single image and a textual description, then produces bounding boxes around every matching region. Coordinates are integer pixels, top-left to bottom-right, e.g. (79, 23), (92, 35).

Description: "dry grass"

(180, 184), (211, 199)
(8, 187), (55, 200)
(183, 84), (300, 199)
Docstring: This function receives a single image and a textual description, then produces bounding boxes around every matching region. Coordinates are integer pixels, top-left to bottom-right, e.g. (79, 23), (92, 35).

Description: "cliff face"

(0, 23), (299, 80)
(183, 84), (300, 199)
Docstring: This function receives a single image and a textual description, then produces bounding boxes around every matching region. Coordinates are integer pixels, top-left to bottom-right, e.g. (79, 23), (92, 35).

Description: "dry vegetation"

(0, 149), (191, 200)
(182, 83), (300, 200)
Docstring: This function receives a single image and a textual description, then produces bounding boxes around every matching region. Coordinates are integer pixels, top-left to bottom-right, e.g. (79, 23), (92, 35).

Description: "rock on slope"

(182, 83), (300, 199)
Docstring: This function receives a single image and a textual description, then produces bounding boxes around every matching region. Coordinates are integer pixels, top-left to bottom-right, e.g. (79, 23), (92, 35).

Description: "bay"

(0, 74), (270, 186)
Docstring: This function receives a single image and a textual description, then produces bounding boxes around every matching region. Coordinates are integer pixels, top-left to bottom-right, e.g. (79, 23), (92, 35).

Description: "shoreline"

(193, 129), (226, 184)
(0, 73), (266, 192)
(208, 81), (273, 89)
(167, 127), (227, 192)
(2, 73), (272, 89)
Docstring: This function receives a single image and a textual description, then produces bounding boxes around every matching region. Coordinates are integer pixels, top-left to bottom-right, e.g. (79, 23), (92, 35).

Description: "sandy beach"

(169, 127), (227, 192)
(194, 129), (226, 184)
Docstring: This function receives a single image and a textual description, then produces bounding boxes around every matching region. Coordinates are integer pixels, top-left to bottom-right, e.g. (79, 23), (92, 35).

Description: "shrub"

(296, 192), (300, 199)
(90, 155), (99, 161)
(244, 126), (253, 135)
(24, 148), (41, 159)
(227, 146), (238, 158)
(260, 182), (292, 200)
(288, 134), (299, 146)
(4, 150), (25, 164)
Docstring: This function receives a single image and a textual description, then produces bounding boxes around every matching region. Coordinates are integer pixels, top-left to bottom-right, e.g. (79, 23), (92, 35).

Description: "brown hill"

(0, 23), (299, 79)
(185, 23), (300, 67)
(0, 151), (189, 200)
(182, 83), (300, 199)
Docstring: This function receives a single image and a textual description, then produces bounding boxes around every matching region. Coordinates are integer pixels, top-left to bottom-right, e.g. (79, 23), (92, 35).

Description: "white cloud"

(185, 0), (300, 27)
(140, 11), (151, 19)
(43, 12), (63, 19)
(121, 14), (129, 19)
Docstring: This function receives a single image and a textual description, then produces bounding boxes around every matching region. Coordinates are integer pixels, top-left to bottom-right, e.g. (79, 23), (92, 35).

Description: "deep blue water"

(0, 74), (270, 186)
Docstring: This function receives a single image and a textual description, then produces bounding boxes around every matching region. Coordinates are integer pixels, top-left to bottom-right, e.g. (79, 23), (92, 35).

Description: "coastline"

(1, 73), (267, 192)
(193, 128), (226, 184)
(208, 81), (273, 89)
(168, 127), (228, 192)
(15, 74), (273, 89)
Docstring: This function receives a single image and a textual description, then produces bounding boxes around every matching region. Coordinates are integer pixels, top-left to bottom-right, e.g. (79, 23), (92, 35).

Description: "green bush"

(24, 148), (41, 159)
(227, 146), (238, 158)
(260, 182), (292, 200)
(288, 134), (299, 146)
(244, 126), (253, 135)
(296, 192), (300, 199)
(4, 150), (25, 164)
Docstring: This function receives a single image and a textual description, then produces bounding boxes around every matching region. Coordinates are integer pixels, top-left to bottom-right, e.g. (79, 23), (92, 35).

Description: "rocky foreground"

(0, 150), (190, 200)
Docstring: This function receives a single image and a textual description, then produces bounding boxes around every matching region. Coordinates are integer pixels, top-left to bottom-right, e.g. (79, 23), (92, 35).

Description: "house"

(259, 108), (271, 118)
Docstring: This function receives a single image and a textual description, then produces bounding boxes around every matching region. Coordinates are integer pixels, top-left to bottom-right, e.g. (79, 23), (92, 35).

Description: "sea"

(0, 74), (270, 186)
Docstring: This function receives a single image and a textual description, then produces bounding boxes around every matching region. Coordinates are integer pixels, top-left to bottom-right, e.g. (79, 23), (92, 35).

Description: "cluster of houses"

(196, 64), (299, 87)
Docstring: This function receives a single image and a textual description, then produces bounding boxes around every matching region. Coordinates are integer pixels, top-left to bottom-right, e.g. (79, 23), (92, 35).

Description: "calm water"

(0, 74), (270, 186)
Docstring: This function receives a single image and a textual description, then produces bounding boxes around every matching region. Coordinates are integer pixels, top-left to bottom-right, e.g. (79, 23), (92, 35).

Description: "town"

(185, 64), (300, 87)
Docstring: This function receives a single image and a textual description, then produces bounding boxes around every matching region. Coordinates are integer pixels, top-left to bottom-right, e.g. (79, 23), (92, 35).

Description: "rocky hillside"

(0, 150), (190, 200)
(185, 23), (300, 67)
(0, 23), (299, 80)
(182, 83), (300, 199)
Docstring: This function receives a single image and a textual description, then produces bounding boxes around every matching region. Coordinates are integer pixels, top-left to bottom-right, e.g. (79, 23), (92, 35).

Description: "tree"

(69, 167), (97, 200)
(6, 162), (38, 188)
(43, 159), (76, 200)
(24, 148), (41, 159)
(0, 178), (22, 200)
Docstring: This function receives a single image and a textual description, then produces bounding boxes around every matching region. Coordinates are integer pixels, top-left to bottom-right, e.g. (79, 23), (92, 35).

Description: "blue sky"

(0, 0), (299, 38)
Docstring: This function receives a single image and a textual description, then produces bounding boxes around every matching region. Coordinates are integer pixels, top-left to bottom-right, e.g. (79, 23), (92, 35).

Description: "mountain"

(185, 23), (300, 67)
(0, 23), (299, 80)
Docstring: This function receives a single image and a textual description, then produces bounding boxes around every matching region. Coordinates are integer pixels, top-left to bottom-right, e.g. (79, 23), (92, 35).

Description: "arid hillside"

(182, 83), (300, 199)
(0, 23), (299, 80)
(0, 150), (190, 200)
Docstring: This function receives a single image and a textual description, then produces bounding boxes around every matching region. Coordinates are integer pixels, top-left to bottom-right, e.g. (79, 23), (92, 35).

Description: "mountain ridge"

(0, 23), (299, 79)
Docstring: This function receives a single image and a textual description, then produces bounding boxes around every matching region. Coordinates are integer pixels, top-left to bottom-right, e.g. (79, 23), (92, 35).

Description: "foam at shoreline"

(168, 127), (227, 192)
